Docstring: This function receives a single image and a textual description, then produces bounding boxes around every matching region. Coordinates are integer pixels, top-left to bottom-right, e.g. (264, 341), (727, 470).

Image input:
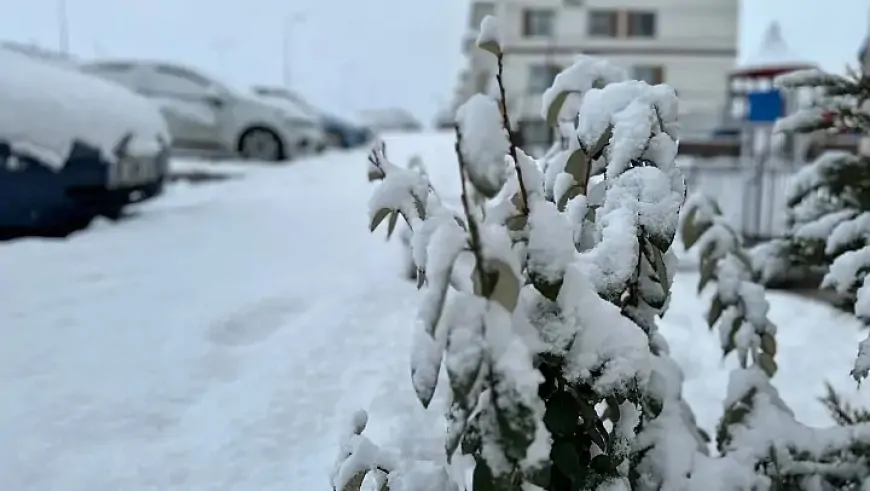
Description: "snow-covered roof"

(734, 21), (815, 75)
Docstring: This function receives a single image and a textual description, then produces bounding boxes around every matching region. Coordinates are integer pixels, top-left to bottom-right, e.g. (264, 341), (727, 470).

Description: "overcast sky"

(3, 0), (868, 123)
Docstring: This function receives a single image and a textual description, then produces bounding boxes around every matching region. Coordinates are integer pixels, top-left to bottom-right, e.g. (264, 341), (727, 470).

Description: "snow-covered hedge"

(334, 17), (870, 491)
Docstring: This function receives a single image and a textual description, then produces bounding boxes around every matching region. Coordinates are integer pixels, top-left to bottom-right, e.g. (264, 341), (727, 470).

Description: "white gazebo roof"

(734, 21), (815, 74)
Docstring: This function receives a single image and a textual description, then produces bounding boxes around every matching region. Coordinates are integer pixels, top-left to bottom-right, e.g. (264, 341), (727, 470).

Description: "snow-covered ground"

(1, 132), (868, 490)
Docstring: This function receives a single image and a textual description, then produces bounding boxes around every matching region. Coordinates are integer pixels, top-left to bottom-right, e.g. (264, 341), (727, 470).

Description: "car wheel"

(238, 127), (285, 162)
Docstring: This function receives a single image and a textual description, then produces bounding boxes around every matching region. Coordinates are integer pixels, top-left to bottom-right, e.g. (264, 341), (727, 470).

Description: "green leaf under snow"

(722, 314), (742, 358)
(589, 124), (613, 159)
(488, 259), (521, 312)
(707, 295), (724, 329)
(646, 242), (670, 293)
(698, 257), (717, 294)
(505, 214), (528, 231)
(490, 375), (537, 465)
(564, 148), (589, 184)
(646, 224), (676, 253)
(761, 332), (777, 356)
(543, 391), (580, 437)
(551, 440), (581, 481)
(445, 403), (468, 460)
(446, 320), (485, 405)
(758, 352), (778, 377)
(386, 210), (399, 239)
(338, 471), (367, 491)
(545, 91), (577, 127)
(370, 208), (391, 232)
(472, 456), (497, 491)
(680, 207), (710, 250)
(477, 40), (501, 56)
(556, 184), (581, 212)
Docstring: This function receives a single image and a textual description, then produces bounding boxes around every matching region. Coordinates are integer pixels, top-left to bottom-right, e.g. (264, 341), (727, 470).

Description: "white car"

(79, 60), (314, 162)
(251, 86), (327, 154)
(358, 108), (422, 133)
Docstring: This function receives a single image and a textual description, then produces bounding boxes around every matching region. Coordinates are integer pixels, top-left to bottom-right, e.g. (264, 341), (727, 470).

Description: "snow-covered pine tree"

(770, 67), (870, 380)
(334, 15), (870, 491)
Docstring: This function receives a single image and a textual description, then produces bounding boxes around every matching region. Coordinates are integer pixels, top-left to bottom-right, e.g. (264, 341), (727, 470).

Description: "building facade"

(453, 0), (739, 147)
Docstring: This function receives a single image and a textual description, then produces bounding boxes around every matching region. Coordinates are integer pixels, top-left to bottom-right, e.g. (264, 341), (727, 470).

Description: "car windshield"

(253, 87), (322, 119)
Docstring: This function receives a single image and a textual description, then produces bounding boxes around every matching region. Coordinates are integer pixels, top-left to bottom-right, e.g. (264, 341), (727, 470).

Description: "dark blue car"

(0, 47), (172, 239)
(0, 137), (169, 239)
(321, 114), (373, 149)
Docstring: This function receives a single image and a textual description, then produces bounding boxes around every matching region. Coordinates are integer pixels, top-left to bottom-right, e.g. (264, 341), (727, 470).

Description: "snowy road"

(1, 132), (868, 490)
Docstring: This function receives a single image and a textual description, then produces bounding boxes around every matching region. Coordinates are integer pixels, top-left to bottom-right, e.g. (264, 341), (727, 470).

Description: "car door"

(139, 64), (225, 153)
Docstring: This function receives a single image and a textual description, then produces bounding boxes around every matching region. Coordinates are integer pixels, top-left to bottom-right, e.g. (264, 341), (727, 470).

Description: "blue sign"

(746, 90), (784, 123)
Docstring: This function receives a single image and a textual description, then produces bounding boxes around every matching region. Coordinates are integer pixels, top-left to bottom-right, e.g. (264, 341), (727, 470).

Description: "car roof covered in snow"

(0, 48), (169, 170)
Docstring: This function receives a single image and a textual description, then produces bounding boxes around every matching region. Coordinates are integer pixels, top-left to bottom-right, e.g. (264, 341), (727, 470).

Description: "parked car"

(321, 114), (373, 149)
(358, 108), (422, 133)
(249, 86), (371, 149)
(251, 86), (327, 153)
(79, 60), (314, 162)
(0, 48), (170, 237)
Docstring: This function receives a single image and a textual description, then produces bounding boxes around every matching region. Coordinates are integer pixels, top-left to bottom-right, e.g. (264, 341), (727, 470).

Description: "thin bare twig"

(454, 124), (491, 295)
(495, 51), (530, 215)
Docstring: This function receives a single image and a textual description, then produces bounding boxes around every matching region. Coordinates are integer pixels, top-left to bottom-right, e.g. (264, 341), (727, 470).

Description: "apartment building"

(454, 0), (739, 147)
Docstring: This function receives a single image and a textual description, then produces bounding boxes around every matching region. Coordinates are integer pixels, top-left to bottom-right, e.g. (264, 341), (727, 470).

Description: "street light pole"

(283, 12), (306, 88)
(58, 0), (69, 54)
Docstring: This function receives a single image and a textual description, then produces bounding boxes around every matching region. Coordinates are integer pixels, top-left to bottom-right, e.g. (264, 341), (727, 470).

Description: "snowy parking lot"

(2, 132), (869, 490)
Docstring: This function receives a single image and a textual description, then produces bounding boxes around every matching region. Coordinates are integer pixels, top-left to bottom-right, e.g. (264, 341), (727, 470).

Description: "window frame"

(521, 8), (556, 37)
(627, 11), (657, 38)
(587, 10), (619, 38)
(630, 65), (665, 85)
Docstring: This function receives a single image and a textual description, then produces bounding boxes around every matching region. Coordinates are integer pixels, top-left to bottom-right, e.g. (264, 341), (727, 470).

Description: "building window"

(627, 11), (656, 38)
(518, 120), (554, 148)
(522, 9), (556, 37)
(631, 65), (664, 84)
(588, 10), (619, 37)
(469, 2), (495, 29)
(527, 64), (561, 94)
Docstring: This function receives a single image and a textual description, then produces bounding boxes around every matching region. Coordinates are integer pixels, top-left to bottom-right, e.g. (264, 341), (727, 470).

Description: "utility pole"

(58, 0), (69, 54)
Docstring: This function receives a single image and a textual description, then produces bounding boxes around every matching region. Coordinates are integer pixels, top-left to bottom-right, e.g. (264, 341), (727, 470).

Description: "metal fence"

(681, 157), (796, 242)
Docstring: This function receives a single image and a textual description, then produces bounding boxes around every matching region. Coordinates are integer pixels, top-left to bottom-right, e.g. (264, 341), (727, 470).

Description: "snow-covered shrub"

(772, 68), (870, 380)
(368, 147), (428, 281)
(335, 16), (870, 491)
(681, 193), (870, 489)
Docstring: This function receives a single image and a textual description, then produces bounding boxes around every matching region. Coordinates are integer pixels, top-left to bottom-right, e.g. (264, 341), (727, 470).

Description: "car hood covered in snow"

(0, 48), (170, 170)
